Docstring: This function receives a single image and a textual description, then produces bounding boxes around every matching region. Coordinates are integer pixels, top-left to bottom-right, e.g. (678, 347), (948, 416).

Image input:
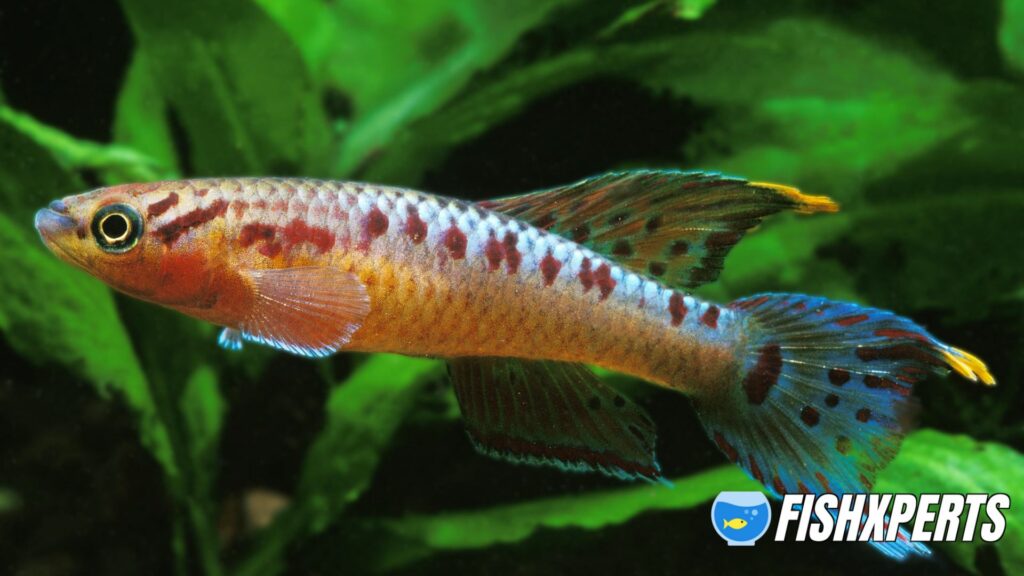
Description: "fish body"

(42, 177), (734, 388)
(723, 518), (748, 530)
(36, 171), (994, 559)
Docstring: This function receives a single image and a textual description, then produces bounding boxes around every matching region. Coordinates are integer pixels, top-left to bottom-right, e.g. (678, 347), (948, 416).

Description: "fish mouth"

(34, 206), (76, 238)
(34, 204), (82, 266)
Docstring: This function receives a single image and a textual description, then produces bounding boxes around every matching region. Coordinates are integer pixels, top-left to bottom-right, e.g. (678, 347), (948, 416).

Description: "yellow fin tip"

(942, 347), (996, 386)
(751, 181), (840, 214)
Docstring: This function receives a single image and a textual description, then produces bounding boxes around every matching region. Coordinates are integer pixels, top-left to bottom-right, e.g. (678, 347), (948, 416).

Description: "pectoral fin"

(237, 266), (370, 358)
(448, 357), (662, 481)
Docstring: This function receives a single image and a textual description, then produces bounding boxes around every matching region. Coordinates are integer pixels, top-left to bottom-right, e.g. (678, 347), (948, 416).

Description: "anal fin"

(449, 357), (662, 481)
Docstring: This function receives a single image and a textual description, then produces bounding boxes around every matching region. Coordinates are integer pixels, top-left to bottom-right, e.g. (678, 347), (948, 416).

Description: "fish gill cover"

(0, 0), (1022, 575)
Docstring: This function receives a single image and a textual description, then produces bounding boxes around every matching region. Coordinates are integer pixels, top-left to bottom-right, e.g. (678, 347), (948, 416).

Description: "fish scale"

(141, 177), (732, 389)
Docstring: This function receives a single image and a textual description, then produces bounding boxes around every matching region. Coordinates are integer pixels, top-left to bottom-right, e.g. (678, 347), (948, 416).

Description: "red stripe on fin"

(449, 358), (662, 481)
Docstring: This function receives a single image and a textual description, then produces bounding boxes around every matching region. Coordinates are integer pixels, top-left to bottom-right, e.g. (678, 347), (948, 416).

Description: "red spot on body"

(444, 226), (467, 259)
(836, 314), (870, 326)
(828, 368), (850, 386)
(365, 207), (389, 240)
(792, 301), (806, 311)
(147, 192), (179, 217)
(612, 240), (633, 257)
(540, 252), (561, 286)
(404, 207), (427, 244)
(238, 223), (276, 248)
(194, 188), (209, 197)
(800, 406), (820, 427)
(825, 393), (840, 407)
(155, 199), (229, 245)
(283, 219), (335, 253)
(797, 482), (811, 494)
(700, 305), (720, 329)
(743, 344), (782, 405)
(856, 408), (871, 422)
(502, 233), (521, 273)
(714, 432), (738, 463)
(572, 224), (590, 243)
(484, 236), (505, 271)
(231, 200), (248, 218)
(578, 258), (594, 292)
(594, 263), (616, 300)
(668, 293), (688, 326)
(259, 242), (282, 258)
(648, 262), (667, 277)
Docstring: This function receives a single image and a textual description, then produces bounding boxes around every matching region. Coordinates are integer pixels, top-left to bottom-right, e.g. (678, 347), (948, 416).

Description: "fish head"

(35, 182), (249, 323)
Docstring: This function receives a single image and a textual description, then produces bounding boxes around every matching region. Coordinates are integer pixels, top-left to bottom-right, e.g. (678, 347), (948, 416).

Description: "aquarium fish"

(35, 171), (993, 559)
(722, 518), (748, 530)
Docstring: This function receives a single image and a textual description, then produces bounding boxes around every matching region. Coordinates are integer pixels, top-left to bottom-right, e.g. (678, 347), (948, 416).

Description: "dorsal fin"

(480, 170), (837, 289)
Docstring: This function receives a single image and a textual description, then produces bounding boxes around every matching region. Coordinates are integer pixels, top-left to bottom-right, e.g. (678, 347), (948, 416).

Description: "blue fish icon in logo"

(712, 491), (771, 546)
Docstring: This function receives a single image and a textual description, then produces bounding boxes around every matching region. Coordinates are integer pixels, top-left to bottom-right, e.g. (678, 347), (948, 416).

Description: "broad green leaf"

(0, 215), (176, 478)
(180, 365), (225, 487)
(0, 105), (171, 184)
(0, 111), (176, 478)
(365, 465), (758, 572)
(323, 0), (580, 176)
(876, 429), (1024, 574)
(234, 354), (444, 576)
(113, 51), (182, 178)
(1001, 0), (1024, 74)
(119, 0), (331, 176)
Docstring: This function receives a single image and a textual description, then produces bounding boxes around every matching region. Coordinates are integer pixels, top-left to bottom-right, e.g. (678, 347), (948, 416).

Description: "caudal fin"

(695, 293), (993, 559)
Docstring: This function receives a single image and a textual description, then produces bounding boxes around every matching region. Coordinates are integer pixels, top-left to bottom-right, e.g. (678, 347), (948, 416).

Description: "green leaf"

(365, 465), (758, 572)
(0, 225), (176, 481)
(319, 0), (579, 176)
(0, 105), (171, 184)
(180, 365), (225, 485)
(119, 0), (331, 176)
(1001, 0), (1024, 75)
(113, 50), (182, 177)
(234, 354), (444, 576)
(876, 429), (1024, 574)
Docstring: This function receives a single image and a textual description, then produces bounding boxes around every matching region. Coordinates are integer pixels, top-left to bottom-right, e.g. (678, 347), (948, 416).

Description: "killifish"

(723, 518), (748, 530)
(35, 171), (994, 559)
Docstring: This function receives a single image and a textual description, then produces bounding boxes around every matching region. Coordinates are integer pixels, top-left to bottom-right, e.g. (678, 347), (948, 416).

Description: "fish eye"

(92, 204), (143, 253)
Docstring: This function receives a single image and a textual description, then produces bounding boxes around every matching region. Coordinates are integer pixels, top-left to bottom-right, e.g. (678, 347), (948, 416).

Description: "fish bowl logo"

(712, 491), (772, 546)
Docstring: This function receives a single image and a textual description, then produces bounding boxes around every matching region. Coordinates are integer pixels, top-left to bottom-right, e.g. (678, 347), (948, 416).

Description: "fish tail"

(693, 293), (993, 559)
